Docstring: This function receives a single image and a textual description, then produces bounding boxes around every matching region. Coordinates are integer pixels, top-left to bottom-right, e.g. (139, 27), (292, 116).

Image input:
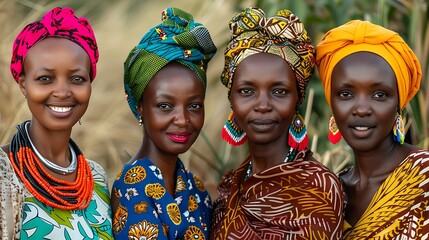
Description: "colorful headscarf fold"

(124, 7), (217, 120)
(10, 7), (99, 82)
(221, 7), (315, 105)
(316, 20), (422, 109)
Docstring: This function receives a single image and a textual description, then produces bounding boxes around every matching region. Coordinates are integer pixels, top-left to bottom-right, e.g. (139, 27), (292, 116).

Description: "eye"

(238, 88), (254, 95)
(189, 103), (203, 110)
(37, 76), (52, 82)
(339, 90), (353, 99)
(158, 103), (172, 110)
(373, 91), (388, 100)
(70, 76), (87, 83)
(272, 88), (287, 95)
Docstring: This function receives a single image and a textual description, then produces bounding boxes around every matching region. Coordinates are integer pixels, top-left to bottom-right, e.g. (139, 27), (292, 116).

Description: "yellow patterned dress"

(342, 149), (429, 239)
(210, 149), (344, 240)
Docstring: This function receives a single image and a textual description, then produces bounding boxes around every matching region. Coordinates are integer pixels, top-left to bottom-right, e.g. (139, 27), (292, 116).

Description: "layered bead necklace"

(244, 147), (297, 181)
(9, 120), (94, 210)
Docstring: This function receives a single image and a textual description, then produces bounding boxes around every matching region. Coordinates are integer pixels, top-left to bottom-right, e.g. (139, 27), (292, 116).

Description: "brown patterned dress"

(210, 149), (344, 240)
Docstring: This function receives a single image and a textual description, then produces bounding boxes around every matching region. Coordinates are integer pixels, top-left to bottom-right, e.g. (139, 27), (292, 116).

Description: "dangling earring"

(288, 112), (308, 151)
(328, 115), (342, 144)
(393, 109), (405, 144)
(78, 118), (82, 125)
(139, 116), (143, 126)
(221, 111), (247, 146)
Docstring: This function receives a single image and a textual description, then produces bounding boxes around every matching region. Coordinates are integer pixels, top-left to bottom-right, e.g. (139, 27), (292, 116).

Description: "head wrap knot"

(221, 7), (316, 105)
(10, 7), (99, 81)
(124, 7), (217, 120)
(316, 20), (422, 109)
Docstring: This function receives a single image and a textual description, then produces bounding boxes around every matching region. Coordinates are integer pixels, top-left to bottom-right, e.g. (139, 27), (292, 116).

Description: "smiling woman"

(110, 7), (217, 240)
(0, 7), (113, 240)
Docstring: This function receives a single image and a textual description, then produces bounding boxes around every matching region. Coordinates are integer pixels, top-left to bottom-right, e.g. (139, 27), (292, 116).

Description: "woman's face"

(331, 52), (398, 152)
(139, 63), (205, 155)
(19, 37), (91, 131)
(230, 52), (298, 145)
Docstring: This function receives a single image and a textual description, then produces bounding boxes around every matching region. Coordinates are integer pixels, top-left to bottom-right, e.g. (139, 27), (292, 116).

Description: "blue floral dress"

(112, 158), (212, 239)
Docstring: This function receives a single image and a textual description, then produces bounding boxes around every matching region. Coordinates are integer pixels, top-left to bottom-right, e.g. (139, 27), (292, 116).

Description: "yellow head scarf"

(316, 20), (422, 109)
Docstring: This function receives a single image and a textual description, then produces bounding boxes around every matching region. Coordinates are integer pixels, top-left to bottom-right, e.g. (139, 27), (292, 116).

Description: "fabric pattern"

(315, 20), (422, 109)
(10, 7), (99, 82)
(0, 148), (113, 240)
(112, 158), (211, 239)
(124, 7), (217, 120)
(342, 150), (429, 239)
(221, 7), (315, 104)
(211, 149), (344, 240)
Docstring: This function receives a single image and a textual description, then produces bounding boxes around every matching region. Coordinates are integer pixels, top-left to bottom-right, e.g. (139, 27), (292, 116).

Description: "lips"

(249, 119), (277, 132)
(349, 123), (374, 138)
(167, 133), (191, 143)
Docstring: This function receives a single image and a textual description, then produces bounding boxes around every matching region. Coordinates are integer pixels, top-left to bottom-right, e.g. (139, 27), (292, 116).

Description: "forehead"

(233, 52), (295, 84)
(331, 51), (396, 88)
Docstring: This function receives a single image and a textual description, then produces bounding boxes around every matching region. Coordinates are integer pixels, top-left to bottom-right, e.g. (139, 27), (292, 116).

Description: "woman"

(316, 20), (429, 239)
(111, 8), (217, 239)
(210, 7), (344, 239)
(0, 7), (113, 240)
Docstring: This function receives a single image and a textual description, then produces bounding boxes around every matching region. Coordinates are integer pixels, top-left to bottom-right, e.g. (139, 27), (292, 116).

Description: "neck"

(352, 139), (408, 180)
(247, 135), (290, 174)
(28, 121), (73, 168)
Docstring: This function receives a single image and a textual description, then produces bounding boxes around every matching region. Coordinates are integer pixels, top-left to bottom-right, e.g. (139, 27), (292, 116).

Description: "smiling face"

(139, 62), (205, 155)
(19, 37), (91, 131)
(331, 51), (398, 152)
(230, 52), (298, 145)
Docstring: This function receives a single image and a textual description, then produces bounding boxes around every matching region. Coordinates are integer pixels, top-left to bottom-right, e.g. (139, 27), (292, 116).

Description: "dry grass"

(0, 0), (353, 197)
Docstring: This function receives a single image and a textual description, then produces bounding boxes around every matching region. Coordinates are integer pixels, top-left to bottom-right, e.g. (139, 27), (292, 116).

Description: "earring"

(393, 109), (405, 144)
(139, 116), (143, 126)
(78, 118), (82, 125)
(221, 111), (247, 146)
(288, 113), (308, 151)
(328, 116), (342, 144)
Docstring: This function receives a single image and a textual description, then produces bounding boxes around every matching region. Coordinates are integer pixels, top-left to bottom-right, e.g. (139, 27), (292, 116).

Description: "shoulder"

(86, 159), (109, 186)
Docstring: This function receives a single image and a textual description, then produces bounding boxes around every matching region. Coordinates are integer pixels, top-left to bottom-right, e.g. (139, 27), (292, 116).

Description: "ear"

(18, 75), (27, 98)
(137, 102), (144, 119)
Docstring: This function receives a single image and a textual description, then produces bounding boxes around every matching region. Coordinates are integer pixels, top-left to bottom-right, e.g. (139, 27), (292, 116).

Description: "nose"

(52, 80), (72, 99)
(352, 96), (372, 117)
(173, 107), (190, 127)
(254, 92), (272, 113)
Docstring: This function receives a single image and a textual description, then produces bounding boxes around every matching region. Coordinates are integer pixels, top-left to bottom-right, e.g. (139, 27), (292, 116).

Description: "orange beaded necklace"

(9, 121), (94, 210)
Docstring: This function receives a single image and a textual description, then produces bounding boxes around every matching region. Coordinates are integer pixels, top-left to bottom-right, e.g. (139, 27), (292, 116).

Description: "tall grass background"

(1, 0), (427, 197)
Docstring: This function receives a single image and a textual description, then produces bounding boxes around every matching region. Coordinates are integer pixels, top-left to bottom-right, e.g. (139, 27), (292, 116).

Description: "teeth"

(355, 126), (369, 131)
(49, 106), (72, 113)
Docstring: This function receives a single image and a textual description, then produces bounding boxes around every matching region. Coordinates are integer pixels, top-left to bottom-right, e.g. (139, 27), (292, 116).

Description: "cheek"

(76, 86), (92, 104)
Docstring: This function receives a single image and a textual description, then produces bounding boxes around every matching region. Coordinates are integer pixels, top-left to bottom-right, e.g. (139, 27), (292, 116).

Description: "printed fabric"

(342, 150), (429, 239)
(112, 157), (212, 239)
(0, 148), (113, 240)
(211, 149), (344, 240)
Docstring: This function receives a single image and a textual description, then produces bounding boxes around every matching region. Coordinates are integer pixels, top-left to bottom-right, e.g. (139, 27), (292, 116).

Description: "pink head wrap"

(10, 7), (99, 82)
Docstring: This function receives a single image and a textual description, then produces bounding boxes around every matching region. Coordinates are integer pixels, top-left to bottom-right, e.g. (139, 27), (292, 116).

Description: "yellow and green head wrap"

(124, 7), (217, 120)
(316, 20), (422, 109)
(221, 7), (316, 105)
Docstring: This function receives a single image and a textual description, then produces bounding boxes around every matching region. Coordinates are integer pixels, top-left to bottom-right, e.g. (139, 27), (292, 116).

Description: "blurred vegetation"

(0, 0), (427, 197)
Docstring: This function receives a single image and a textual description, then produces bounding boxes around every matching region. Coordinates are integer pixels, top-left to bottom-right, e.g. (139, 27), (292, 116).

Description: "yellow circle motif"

(176, 175), (186, 192)
(184, 226), (205, 240)
(134, 201), (148, 214)
(145, 183), (166, 200)
(167, 203), (182, 225)
(188, 195), (198, 212)
(128, 220), (159, 240)
(124, 166), (146, 184)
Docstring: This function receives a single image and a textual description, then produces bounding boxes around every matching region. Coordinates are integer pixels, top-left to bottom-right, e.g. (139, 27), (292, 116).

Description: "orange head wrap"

(316, 20), (422, 109)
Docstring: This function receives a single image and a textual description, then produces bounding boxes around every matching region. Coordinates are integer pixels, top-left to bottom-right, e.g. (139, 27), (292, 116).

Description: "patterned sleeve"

(112, 163), (168, 239)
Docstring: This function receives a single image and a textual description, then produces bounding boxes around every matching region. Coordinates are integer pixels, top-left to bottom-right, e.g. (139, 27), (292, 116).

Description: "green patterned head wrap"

(124, 7), (217, 120)
(222, 7), (315, 105)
